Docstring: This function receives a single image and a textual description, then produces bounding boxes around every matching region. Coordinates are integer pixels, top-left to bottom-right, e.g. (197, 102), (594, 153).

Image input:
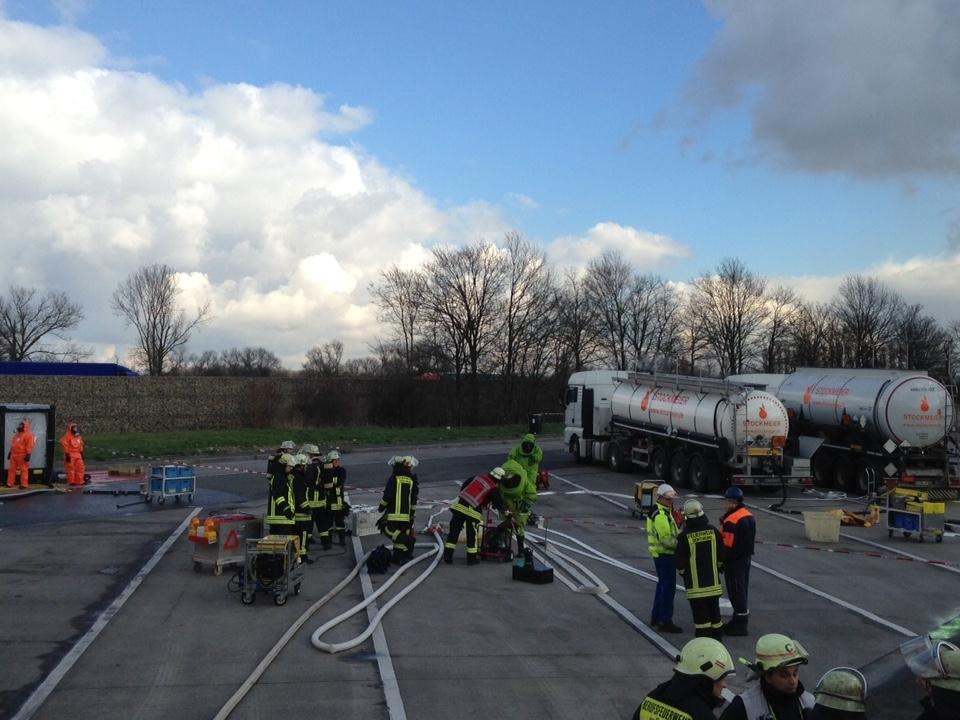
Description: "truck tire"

(651, 447), (669, 481)
(688, 454), (710, 493)
(607, 442), (626, 473)
(812, 451), (835, 488)
(670, 451), (689, 488)
(834, 457), (855, 493)
(569, 436), (583, 463)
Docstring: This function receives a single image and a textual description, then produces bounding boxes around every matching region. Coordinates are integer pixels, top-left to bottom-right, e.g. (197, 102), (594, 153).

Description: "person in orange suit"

(7, 420), (37, 489)
(60, 422), (86, 487)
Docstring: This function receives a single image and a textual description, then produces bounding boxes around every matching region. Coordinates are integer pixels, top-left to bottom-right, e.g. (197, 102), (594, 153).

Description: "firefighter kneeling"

(377, 456), (419, 565)
(444, 467), (509, 565)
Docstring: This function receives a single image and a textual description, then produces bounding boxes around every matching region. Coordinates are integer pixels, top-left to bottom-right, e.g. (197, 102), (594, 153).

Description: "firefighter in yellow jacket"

(377, 456), (419, 564)
(676, 499), (725, 639)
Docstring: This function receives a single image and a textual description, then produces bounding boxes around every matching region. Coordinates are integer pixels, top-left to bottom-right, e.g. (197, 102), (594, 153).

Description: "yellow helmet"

(814, 667), (867, 713)
(683, 499), (705, 519)
(746, 634), (809, 673)
(675, 638), (736, 681)
(279, 453), (296, 467)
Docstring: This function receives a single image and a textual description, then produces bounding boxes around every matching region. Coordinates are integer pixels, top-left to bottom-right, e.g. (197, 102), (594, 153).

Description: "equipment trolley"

(886, 487), (945, 543)
(240, 535), (304, 606)
(142, 465), (196, 505)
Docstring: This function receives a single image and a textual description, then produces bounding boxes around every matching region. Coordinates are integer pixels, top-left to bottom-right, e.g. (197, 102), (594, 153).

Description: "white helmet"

(279, 440), (296, 451)
(683, 499), (705, 519)
(295, 453), (308, 466)
(490, 467), (506, 481)
(656, 483), (677, 499)
(280, 453), (296, 467)
(301, 443), (320, 455)
(327, 450), (341, 461)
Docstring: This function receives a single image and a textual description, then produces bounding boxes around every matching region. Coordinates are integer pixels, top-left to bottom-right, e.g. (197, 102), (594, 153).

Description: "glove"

(24, 454), (30, 462)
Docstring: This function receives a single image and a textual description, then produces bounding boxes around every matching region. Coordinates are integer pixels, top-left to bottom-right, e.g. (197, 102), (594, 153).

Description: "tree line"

(3, 246), (959, 406)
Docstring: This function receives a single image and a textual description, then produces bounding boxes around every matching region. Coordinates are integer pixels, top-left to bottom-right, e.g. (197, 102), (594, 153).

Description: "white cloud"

(549, 221), (693, 271)
(686, 1), (960, 177)
(0, 17), (502, 364)
(775, 251), (960, 324)
(507, 192), (539, 210)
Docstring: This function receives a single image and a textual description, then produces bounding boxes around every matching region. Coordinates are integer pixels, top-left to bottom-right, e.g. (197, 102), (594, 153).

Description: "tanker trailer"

(727, 369), (957, 496)
(564, 370), (810, 492)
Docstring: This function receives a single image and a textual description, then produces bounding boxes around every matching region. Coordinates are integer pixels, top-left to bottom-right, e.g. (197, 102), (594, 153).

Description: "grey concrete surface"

(1, 438), (957, 719)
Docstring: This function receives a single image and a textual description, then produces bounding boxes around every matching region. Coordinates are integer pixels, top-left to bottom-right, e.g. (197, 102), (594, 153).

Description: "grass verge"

(83, 423), (563, 462)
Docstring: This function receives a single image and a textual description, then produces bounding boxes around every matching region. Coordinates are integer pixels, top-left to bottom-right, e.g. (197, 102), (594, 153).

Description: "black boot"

(338, 529), (346, 546)
(321, 535), (332, 550)
(443, 548), (454, 564)
(467, 553), (479, 566)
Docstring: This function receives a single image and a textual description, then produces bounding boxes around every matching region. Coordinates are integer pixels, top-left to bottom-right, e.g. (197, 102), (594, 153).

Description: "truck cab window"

(565, 387), (579, 405)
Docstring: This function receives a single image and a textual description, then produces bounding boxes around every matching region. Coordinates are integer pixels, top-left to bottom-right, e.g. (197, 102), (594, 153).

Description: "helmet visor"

(900, 636), (954, 679)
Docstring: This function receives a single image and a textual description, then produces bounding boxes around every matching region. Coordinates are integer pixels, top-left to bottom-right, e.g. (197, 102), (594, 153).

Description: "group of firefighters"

(264, 441), (349, 563)
(639, 481), (959, 719)
(5, 419), (86, 489)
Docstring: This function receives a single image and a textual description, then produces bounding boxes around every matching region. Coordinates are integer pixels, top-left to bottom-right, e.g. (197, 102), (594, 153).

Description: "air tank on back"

(776, 369), (954, 448)
(610, 376), (789, 459)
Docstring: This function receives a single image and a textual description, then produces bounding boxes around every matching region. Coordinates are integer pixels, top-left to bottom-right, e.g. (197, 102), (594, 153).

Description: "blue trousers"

(651, 554), (676, 626)
(724, 557), (751, 621)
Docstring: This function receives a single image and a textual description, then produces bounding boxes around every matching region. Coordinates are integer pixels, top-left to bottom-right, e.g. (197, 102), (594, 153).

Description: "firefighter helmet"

(675, 638), (736, 681)
(814, 667), (867, 712)
(280, 453), (295, 467)
(747, 634), (809, 673)
(490, 467), (506, 481)
(683, 499), (705, 518)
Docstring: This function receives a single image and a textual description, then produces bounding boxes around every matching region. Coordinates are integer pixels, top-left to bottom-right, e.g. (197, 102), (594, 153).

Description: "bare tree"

(893, 305), (949, 374)
(553, 268), (601, 374)
(760, 286), (799, 372)
(220, 347), (282, 376)
(111, 264), (211, 375)
(368, 266), (426, 374)
(423, 242), (506, 421)
(343, 356), (382, 376)
(0, 286), (86, 361)
(584, 250), (633, 369)
(625, 274), (682, 370)
(676, 299), (713, 375)
(689, 258), (768, 375)
(789, 301), (833, 368)
(303, 340), (344, 376)
(833, 275), (903, 368)
(496, 232), (555, 418)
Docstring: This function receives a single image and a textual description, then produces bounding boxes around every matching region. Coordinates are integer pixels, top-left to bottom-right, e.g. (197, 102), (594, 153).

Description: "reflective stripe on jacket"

(647, 504), (679, 557)
(676, 522), (724, 599)
(379, 473), (417, 522)
(638, 695), (693, 720)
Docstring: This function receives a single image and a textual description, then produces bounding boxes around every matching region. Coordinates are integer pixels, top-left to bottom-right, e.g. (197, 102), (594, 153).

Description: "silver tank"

(611, 378), (789, 458)
(730, 369), (954, 448)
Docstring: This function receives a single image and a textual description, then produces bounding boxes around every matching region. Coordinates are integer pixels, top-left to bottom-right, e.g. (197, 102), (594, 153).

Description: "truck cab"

(564, 370), (619, 460)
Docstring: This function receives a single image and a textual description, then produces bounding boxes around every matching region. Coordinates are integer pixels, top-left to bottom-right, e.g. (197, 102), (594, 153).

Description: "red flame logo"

(640, 389), (652, 412)
(920, 396), (930, 412)
(759, 404), (768, 420)
(803, 386), (813, 405)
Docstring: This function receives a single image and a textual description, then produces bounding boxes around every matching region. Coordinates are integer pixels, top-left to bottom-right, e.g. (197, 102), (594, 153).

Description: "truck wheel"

(607, 442), (626, 473)
(651, 448), (669, 481)
(670, 452), (688, 488)
(688, 455), (708, 493)
(569, 436), (583, 463)
(812, 451), (835, 488)
(834, 458), (855, 493)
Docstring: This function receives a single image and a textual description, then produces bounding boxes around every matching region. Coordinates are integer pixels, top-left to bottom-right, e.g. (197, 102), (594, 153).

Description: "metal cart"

(886, 488), (945, 543)
(240, 535), (304, 606)
(631, 481), (660, 519)
(142, 465), (196, 505)
(189, 513), (262, 575)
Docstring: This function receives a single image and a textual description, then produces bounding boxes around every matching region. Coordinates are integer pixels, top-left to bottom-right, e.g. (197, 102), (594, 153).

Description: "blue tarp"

(0, 362), (139, 377)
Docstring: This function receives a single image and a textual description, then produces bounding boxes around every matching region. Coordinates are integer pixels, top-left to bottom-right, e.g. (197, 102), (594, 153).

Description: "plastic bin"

(528, 413), (543, 435)
(803, 510), (842, 543)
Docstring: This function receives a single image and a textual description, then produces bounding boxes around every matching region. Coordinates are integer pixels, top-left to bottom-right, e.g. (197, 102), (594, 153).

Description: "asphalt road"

(1, 438), (957, 719)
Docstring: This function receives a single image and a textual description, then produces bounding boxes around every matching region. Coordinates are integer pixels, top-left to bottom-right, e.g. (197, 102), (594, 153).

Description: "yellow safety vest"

(638, 695), (693, 720)
(647, 505), (679, 557)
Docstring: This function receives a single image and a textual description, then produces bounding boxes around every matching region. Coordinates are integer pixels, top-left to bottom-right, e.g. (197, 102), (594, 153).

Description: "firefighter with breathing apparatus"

(498, 458), (537, 557)
(444, 466), (510, 565)
(377, 456), (419, 564)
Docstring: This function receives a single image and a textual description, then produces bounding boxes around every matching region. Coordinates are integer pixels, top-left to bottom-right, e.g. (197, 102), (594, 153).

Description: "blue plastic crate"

(889, 510), (921, 532)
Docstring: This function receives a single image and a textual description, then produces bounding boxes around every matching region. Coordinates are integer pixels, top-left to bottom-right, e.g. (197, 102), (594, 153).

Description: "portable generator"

(239, 535), (304, 606)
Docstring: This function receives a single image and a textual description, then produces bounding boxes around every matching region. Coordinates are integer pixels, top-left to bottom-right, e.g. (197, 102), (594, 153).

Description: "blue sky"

(1, 1), (958, 363)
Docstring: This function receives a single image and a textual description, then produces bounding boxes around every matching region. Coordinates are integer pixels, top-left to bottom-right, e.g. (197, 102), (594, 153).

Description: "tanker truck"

(564, 370), (813, 492)
(726, 368), (958, 497)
